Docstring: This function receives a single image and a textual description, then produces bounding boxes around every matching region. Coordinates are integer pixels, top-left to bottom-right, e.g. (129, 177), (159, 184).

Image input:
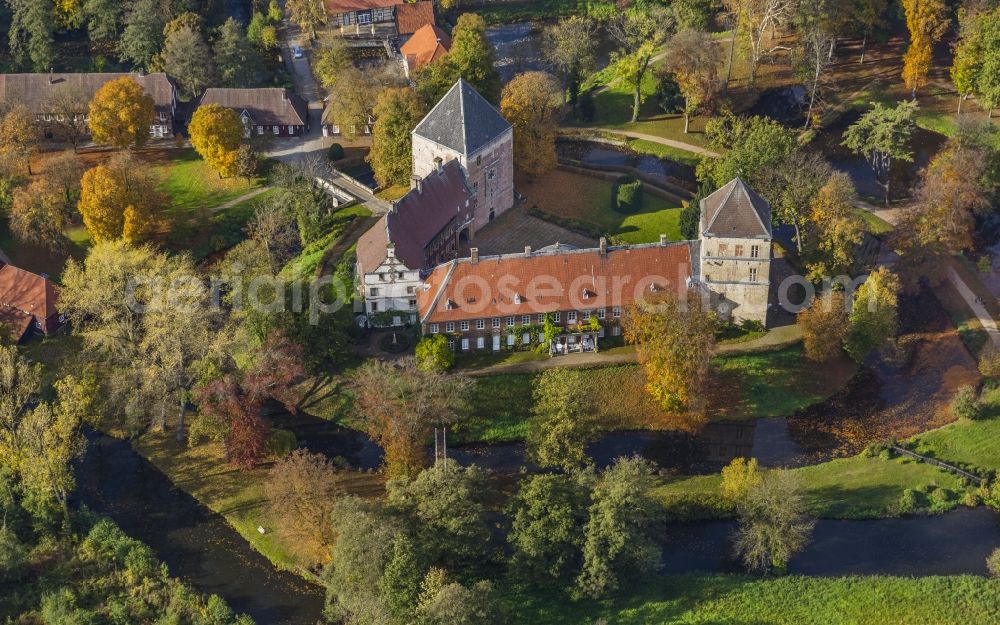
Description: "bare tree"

(723, 0), (796, 88)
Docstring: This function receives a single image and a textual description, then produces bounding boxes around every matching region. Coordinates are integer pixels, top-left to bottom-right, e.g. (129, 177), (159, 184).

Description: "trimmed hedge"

(328, 143), (345, 161)
(614, 176), (643, 214)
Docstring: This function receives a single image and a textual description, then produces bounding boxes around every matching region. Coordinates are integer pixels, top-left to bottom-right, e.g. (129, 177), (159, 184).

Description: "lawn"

(708, 346), (857, 420)
(856, 208), (893, 236)
(906, 390), (1000, 475)
(153, 149), (266, 215)
(653, 452), (971, 520)
(134, 431), (385, 573)
(509, 574), (1000, 625)
(626, 138), (705, 167)
(519, 169), (682, 244)
(279, 204), (373, 279)
(458, 347), (854, 443)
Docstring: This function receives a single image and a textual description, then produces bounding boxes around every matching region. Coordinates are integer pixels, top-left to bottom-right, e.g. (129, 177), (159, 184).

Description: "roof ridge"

(421, 260), (459, 323)
(414, 79), (461, 140)
(704, 178), (739, 234)
(458, 79), (469, 154)
(740, 178), (771, 237)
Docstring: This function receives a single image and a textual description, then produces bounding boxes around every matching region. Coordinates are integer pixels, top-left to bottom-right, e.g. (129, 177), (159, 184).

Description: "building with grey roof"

(697, 177), (773, 324)
(411, 78), (514, 241)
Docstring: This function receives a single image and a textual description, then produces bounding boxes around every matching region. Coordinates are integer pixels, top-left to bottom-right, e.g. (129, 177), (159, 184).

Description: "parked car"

(292, 45), (303, 59)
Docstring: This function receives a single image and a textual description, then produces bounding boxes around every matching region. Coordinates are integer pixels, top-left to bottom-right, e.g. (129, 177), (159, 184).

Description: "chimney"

(470, 247), (479, 264)
(433, 156), (443, 174)
(660, 234), (668, 247)
(524, 245), (532, 256)
(412, 174), (423, 193)
(599, 237), (607, 256)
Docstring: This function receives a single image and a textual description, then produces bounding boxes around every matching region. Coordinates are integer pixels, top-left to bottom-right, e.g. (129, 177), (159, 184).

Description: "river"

(74, 432), (326, 625)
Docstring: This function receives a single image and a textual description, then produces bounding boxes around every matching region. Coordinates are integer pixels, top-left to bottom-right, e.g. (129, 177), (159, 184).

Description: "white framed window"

(460, 321), (470, 331)
(507, 333), (515, 346)
(582, 310), (591, 321)
(598, 308), (606, 319)
(476, 319), (485, 330)
(521, 315), (531, 325)
(522, 332), (531, 344)
(461, 338), (469, 351)
(331, 124), (340, 135)
(492, 318), (500, 328)
(749, 267), (758, 282)
(369, 287), (379, 297)
(751, 245), (760, 259)
(272, 125), (279, 134)
(406, 286), (415, 294)
(537, 314), (545, 324)
(612, 325), (622, 336)
(257, 126), (264, 135)
(288, 125), (294, 134)
(554, 312), (561, 322)
(357, 11), (372, 24)
(567, 311), (577, 322)
(446, 322), (455, 333)
(430, 324), (439, 334)
(448, 339), (455, 350)
(613, 307), (621, 318)
(506, 316), (515, 326)
(476, 336), (485, 349)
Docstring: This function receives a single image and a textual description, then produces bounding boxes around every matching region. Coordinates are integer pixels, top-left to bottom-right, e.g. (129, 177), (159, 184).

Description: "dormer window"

(513, 293), (522, 305)
(445, 299), (457, 310)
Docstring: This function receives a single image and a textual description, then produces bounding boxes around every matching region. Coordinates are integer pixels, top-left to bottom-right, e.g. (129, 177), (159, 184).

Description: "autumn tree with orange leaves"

(501, 71), (563, 179)
(623, 291), (716, 414)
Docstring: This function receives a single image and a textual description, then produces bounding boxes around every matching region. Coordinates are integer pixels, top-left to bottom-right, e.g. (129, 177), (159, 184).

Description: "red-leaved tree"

(196, 331), (305, 470)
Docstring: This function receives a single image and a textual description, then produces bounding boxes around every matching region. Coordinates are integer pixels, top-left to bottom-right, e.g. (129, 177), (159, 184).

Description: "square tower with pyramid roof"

(698, 177), (773, 324)
(411, 78), (514, 242)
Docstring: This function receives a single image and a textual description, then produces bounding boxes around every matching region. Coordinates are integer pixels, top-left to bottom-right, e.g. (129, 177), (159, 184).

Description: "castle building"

(697, 177), (773, 325)
(411, 78), (514, 241)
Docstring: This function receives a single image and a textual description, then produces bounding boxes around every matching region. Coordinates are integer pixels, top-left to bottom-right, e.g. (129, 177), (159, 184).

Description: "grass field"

(653, 452), (970, 520)
(135, 431), (384, 573)
(0, 219), (89, 278)
(510, 574), (1000, 625)
(626, 137), (705, 167)
(153, 149), (265, 215)
(856, 208), (893, 236)
(519, 169), (683, 244)
(907, 390), (1000, 475)
(458, 347), (854, 443)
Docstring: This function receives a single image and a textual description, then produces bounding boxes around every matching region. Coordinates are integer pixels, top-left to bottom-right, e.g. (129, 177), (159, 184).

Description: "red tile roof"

(0, 262), (59, 340)
(401, 24), (451, 70)
(418, 242), (694, 324)
(395, 1), (436, 35)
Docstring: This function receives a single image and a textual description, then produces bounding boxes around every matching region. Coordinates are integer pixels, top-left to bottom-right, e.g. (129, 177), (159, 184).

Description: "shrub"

(897, 489), (919, 515)
(267, 429), (298, 457)
(928, 487), (954, 512)
(655, 73), (684, 114)
(952, 385), (982, 420)
(614, 176), (643, 214)
(988, 548), (1000, 578)
(415, 334), (455, 372)
(979, 345), (1000, 380)
(328, 143), (345, 161)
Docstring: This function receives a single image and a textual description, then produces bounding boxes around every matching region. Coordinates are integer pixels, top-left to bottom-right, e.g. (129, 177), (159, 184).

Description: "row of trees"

(6, 2), (278, 96)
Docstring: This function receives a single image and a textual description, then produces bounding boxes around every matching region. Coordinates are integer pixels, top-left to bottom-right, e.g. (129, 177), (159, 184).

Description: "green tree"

(757, 149), (833, 254)
(247, 10), (280, 50)
(700, 115), (797, 190)
(323, 496), (403, 624)
(608, 6), (670, 123)
(416, 579), (507, 625)
(10, 177), (70, 251)
(448, 13), (502, 103)
(508, 473), (591, 587)
(83, 0), (123, 46)
(680, 182), (712, 241)
(415, 334), (455, 372)
(388, 462), (494, 572)
(663, 28), (723, 133)
(368, 87), (424, 188)
(7, 0), (55, 72)
(845, 266), (900, 362)
(118, 0), (164, 69)
(720, 456), (762, 503)
(543, 15), (598, 106)
(0, 106), (40, 175)
(842, 101), (917, 206)
(576, 457), (662, 598)
(158, 24), (216, 98)
(214, 17), (263, 88)
(732, 469), (815, 573)
(527, 368), (601, 471)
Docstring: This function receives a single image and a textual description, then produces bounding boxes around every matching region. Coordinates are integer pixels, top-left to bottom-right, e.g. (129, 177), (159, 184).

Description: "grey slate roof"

(0, 72), (175, 118)
(412, 78), (510, 156)
(199, 88), (308, 126)
(700, 177), (772, 239)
